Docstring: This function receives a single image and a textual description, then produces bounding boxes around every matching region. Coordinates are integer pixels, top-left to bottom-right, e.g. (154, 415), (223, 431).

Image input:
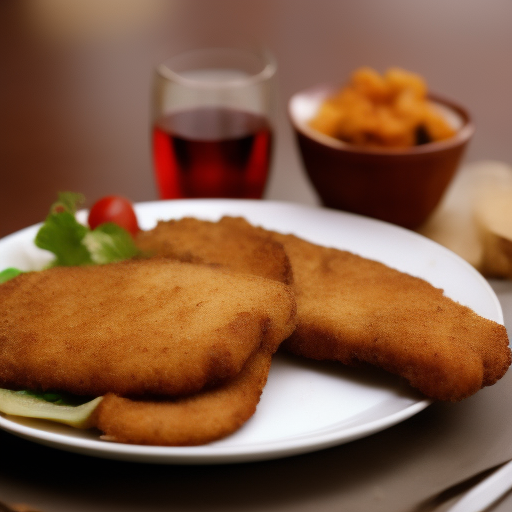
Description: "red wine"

(152, 107), (273, 199)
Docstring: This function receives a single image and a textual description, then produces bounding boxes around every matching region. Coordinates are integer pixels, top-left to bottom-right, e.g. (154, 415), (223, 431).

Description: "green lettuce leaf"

(50, 191), (84, 215)
(82, 222), (140, 264)
(0, 389), (102, 429)
(35, 209), (93, 266)
(0, 268), (23, 284)
(20, 390), (92, 406)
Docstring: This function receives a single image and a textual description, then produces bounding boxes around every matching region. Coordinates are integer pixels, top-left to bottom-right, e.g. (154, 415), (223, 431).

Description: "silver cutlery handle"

(447, 460), (512, 512)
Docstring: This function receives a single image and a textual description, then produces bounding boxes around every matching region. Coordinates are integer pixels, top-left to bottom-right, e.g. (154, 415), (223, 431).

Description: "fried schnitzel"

(95, 348), (272, 446)
(270, 232), (511, 401)
(135, 216), (293, 284)
(135, 215), (510, 401)
(0, 258), (296, 398)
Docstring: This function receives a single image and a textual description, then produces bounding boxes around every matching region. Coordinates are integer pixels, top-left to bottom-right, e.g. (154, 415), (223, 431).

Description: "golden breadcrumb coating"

(95, 348), (272, 446)
(0, 258), (296, 398)
(135, 216), (293, 284)
(270, 232), (510, 401)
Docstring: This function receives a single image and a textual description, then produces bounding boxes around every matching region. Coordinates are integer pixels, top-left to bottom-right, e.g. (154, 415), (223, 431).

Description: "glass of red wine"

(152, 47), (277, 199)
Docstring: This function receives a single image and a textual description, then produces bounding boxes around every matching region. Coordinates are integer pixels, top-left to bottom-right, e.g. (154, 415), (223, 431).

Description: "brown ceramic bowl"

(289, 83), (475, 229)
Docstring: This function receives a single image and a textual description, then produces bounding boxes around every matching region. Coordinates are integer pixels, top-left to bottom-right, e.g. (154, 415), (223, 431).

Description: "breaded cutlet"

(0, 257), (296, 398)
(270, 232), (511, 401)
(95, 348), (273, 446)
(135, 216), (293, 284)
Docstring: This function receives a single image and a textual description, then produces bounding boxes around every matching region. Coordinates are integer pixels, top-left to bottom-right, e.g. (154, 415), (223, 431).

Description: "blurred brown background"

(1, 0), (511, 238)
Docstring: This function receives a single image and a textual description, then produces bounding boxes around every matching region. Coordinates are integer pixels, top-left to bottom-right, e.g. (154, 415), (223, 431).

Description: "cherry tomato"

(88, 195), (140, 237)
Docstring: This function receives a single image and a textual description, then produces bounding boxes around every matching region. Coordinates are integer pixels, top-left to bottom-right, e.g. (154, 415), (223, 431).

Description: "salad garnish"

(35, 191), (140, 267)
(0, 390), (102, 428)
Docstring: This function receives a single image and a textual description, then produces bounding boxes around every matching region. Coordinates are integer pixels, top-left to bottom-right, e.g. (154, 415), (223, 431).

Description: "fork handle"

(447, 459), (512, 512)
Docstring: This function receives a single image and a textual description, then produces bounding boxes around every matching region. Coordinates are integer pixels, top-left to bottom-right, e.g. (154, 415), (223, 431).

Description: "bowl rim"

(288, 82), (475, 155)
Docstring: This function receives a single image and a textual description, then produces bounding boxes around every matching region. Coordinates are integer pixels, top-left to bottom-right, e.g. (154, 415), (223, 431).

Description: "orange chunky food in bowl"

(309, 67), (456, 148)
(288, 68), (474, 229)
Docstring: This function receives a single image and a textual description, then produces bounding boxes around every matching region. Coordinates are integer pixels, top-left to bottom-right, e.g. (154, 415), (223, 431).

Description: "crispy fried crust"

(271, 232), (511, 401)
(135, 216), (293, 284)
(0, 258), (296, 398)
(94, 348), (272, 446)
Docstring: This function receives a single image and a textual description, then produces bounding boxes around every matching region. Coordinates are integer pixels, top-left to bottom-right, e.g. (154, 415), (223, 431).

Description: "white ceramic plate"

(0, 199), (504, 464)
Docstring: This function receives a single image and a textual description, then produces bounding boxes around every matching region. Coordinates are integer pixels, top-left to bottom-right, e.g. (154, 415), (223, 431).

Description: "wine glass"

(151, 47), (277, 199)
